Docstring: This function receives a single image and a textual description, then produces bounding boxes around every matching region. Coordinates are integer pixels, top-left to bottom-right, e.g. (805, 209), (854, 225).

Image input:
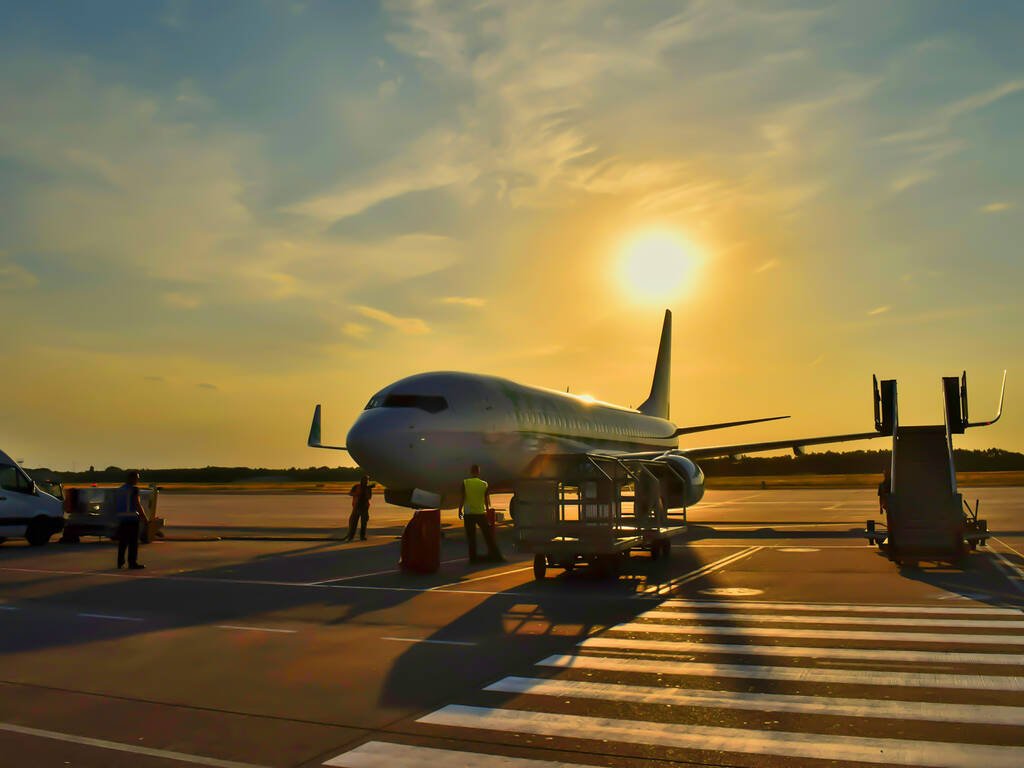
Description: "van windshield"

(0, 463), (33, 494)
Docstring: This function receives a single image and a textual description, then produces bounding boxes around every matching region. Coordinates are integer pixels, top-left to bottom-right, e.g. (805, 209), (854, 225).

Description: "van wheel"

(533, 554), (546, 580)
(26, 519), (53, 547)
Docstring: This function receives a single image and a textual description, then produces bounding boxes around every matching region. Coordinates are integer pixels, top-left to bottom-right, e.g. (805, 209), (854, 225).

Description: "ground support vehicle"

(0, 448), (64, 546)
(513, 454), (686, 579)
(863, 373), (995, 567)
(62, 486), (164, 543)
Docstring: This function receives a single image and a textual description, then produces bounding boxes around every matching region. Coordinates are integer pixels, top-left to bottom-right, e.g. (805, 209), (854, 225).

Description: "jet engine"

(657, 454), (705, 508)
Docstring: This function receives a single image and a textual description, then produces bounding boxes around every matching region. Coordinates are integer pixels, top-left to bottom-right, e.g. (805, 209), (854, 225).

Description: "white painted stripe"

(429, 565), (535, 590)
(77, 613), (143, 622)
(641, 546), (762, 595)
(486, 676), (1024, 727)
(309, 568), (399, 585)
(215, 625), (296, 634)
(419, 705), (1024, 768)
(323, 740), (602, 767)
(0, 720), (267, 768)
(578, 635), (1024, 666)
(381, 637), (477, 647)
(658, 599), (1022, 615)
(990, 548), (1024, 593)
(0, 605), (18, 611)
(994, 537), (1024, 560)
(639, 609), (1024, 628)
(538, 653), (1024, 690)
(610, 621), (1024, 646)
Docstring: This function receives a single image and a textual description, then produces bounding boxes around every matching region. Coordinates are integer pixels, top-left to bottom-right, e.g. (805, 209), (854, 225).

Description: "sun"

(616, 230), (703, 303)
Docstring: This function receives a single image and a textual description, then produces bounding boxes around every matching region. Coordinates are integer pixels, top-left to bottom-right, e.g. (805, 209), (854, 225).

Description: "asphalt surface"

(0, 487), (1022, 768)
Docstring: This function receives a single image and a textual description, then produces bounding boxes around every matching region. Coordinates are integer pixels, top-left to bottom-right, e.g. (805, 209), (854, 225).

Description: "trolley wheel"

(969, 539), (978, 551)
(559, 559), (576, 572)
(533, 554), (547, 580)
(650, 542), (661, 560)
(661, 540), (672, 559)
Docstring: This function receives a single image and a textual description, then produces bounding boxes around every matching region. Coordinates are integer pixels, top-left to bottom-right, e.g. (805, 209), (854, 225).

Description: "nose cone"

(346, 409), (415, 488)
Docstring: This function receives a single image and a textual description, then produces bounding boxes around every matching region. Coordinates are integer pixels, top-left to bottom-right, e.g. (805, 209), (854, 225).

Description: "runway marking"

(486, 676), (1024, 726)
(216, 625), (296, 634)
(658, 599), (1023, 615)
(697, 587), (763, 597)
(0, 605), (18, 611)
(381, 636), (477, 647)
(994, 537), (1024, 560)
(777, 547), (819, 552)
(990, 547), (1024, 593)
(641, 546), (762, 595)
(77, 613), (144, 622)
(638, 609), (1024, 628)
(608, 621), (1024, 645)
(0, 720), (268, 768)
(418, 705), (1024, 768)
(429, 565), (535, 590)
(307, 557), (469, 585)
(538, 653), (1024, 690)
(577, 636), (1024, 665)
(324, 741), (601, 767)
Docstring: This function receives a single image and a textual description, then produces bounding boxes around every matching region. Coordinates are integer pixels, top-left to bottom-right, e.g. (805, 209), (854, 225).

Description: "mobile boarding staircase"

(865, 371), (1006, 567)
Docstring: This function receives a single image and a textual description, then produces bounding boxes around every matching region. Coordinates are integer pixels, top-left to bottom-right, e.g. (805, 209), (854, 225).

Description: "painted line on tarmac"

(216, 625), (296, 634)
(0, 605), (18, 611)
(607, 621), (1024, 645)
(429, 564), (536, 590)
(308, 557), (467, 585)
(993, 537), (1024, 560)
(418, 704), (1024, 768)
(486, 676), (1024, 726)
(324, 741), (598, 767)
(77, 613), (144, 622)
(641, 546), (763, 595)
(658, 598), (1023, 614)
(0, 720), (267, 768)
(638, 609), (1024, 628)
(990, 543), (1024, 593)
(381, 636), (477, 647)
(538, 653), (1024, 690)
(578, 636), (1024, 665)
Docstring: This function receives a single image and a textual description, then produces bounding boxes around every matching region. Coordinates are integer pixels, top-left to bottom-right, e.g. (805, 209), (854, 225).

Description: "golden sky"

(2, 1), (1021, 468)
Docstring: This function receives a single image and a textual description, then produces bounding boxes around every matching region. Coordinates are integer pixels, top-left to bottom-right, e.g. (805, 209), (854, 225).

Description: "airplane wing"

(612, 430), (882, 461)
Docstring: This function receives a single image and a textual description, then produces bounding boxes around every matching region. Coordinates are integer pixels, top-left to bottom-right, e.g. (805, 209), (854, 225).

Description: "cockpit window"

(365, 394), (448, 413)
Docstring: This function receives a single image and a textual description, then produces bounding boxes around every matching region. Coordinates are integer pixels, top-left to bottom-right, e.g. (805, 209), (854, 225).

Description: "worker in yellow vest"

(458, 464), (504, 563)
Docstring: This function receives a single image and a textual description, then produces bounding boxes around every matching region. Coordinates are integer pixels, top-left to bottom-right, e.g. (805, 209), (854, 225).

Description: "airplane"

(308, 309), (905, 510)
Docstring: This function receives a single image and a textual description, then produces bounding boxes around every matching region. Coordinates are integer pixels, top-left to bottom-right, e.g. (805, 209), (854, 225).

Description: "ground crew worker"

(344, 475), (373, 542)
(458, 464), (504, 563)
(113, 470), (146, 570)
(878, 469), (890, 516)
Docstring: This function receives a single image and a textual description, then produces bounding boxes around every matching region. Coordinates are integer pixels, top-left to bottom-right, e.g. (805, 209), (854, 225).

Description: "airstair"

(865, 372), (1004, 566)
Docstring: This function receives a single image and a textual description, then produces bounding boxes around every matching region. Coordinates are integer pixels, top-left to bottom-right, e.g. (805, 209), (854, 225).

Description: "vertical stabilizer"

(638, 309), (672, 419)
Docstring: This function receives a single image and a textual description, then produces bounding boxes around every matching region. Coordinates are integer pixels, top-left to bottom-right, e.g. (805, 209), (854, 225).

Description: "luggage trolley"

(621, 459), (690, 560)
(513, 454), (640, 579)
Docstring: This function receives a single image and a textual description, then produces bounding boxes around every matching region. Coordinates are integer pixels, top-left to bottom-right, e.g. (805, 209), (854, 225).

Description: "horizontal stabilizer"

(307, 404), (348, 451)
(673, 415), (789, 437)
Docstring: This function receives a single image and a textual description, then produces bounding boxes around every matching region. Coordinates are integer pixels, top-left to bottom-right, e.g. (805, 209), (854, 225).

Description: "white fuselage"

(346, 372), (678, 507)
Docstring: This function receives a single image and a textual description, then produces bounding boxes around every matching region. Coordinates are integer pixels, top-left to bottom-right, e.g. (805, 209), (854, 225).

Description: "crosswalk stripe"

(418, 705), (1024, 768)
(537, 653), (1024, 690)
(323, 741), (601, 767)
(485, 676), (1024, 726)
(658, 599), (1023, 616)
(638, 610), (1024, 628)
(578, 635), (1024, 666)
(609, 621), (1024, 645)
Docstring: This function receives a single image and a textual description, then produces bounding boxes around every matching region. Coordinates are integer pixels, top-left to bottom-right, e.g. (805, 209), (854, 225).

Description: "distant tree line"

(25, 449), (1024, 483)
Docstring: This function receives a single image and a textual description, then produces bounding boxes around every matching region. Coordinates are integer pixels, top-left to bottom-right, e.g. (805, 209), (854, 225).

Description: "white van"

(0, 448), (65, 546)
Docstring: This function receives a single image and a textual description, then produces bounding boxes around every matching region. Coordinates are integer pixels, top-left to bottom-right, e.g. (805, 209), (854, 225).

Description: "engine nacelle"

(659, 455), (705, 508)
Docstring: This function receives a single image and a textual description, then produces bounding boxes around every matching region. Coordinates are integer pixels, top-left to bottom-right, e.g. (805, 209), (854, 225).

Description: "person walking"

(113, 470), (146, 570)
(878, 469), (891, 516)
(344, 475), (373, 542)
(458, 464), (504, 563)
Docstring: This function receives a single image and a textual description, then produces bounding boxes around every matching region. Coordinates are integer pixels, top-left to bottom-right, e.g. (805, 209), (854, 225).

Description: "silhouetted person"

(113, 470), (145, 570)
(459, 464), (504, 563)
(878, 469), (891, 516)
(344, 475), (373, 541)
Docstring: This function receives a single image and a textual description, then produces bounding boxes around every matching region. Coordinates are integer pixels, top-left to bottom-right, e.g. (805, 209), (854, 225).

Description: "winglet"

(638, 309), (672, 420)
(967, 370), (1007, 428)
(307, 404), (348, 451)
(673, 415), (790, 437)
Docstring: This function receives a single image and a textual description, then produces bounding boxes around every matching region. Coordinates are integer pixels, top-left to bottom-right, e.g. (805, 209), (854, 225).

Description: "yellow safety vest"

(463, 477), (488, 515)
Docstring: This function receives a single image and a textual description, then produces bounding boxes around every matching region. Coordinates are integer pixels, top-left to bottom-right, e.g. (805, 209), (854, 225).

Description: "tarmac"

(0, 487), (1022, 768)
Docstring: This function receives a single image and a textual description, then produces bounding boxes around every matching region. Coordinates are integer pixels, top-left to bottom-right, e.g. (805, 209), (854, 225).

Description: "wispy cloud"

(867, 306), (890, 316)
(440, 296), (486, 307)
(754, 259), (780, 274)
(341, 322), (370, 339)
(0, 254), (38, 291)
(354, 305), (430, 335)
(981, 201), (1014, 213)
(162, 292), (201, 310)
(197, 382), (218, 391)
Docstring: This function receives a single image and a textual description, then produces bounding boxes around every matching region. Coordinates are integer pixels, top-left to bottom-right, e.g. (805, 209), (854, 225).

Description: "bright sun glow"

(617, 230), (703, 302)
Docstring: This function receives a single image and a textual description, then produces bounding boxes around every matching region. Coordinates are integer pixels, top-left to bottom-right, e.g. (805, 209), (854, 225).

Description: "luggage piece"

(400, 509), (441, 573)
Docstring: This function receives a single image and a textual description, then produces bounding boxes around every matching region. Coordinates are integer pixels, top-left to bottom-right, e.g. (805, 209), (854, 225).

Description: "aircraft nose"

(346, 410), (412, 483)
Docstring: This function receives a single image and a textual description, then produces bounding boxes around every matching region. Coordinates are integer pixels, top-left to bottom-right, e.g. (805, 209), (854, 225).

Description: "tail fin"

(638, 309), (672, 419)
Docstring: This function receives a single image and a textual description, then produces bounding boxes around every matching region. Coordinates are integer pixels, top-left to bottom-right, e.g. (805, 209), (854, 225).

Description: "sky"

(2, 0), (1022, 470)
